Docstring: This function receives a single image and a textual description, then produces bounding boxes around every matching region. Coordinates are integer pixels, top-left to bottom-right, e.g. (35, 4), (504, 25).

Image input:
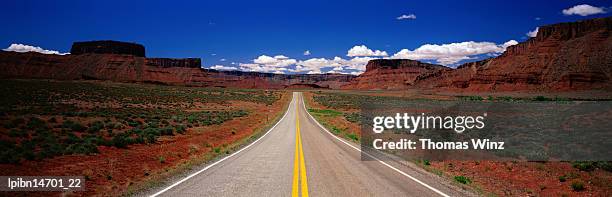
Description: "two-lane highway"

(150, 92), (473, 196)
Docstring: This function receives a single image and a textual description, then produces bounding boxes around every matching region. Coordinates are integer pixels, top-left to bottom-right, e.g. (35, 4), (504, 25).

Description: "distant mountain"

(414, 17), (612, 92)
(344, 17), (612, 92)
(0, 48), (355, 89)
(341, 59), (450, 90)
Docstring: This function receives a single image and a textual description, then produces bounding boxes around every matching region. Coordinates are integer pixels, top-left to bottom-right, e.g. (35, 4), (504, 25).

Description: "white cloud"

(3, 43), (69, 55)
(253, 55), (296, 67)
(238, 55), (297, 73)
(502, 40), (519, 48)
(347, 45), (388, 57)
(390, 40), (518, 65)
(396, 14), (416, 20)
(219, 58), (226, 61)
(526, 27), (539, 37)
(535, 17), (541, 20)
(292, 56), (374, 73)
(210, 65), (238, 70)
(562, 4), (606, 16)
(303, 50), (311, 56)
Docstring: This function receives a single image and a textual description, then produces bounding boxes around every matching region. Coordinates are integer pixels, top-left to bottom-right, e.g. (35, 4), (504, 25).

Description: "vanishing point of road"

(149, 92), (474, 197)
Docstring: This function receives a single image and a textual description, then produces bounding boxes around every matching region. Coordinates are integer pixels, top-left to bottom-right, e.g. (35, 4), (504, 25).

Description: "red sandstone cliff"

(415, 17), (612, 92)
(342, 59), (451, 90)
(0, 51), (354, 89)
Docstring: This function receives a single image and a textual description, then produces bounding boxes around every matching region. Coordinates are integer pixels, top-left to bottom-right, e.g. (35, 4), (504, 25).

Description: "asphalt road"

(150, 92), (473, 197)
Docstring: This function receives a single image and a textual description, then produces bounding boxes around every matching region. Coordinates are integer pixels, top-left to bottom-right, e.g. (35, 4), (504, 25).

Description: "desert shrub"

(558, 175), (566, 182)
(112, 134), (129, 148)
(0, 140), (19, 163)
(130, 135), (145, 144)
(8, 129), (26, 138)
(62, 120), (87, 132)
(346, 133), (359, 142)
(534, 96), (551, 101)
(6, 117), (26, 129)
(127, 119), (140, 127)
(64, 133), (82, 144)
(158, 156), (165, 163)
(308, 109), (342, 117)
(571, 181), (585, 191)
(27, 117), (47, 129)
(64, 142), (98, 155)
(343, 112), (360, 123)
(87, 121), (104, 133)
(454, 176), (471, 184)
(572, 161), (596, 172)
(175, 124), (186, 134)
(161, 127), (174, 136)
(460, 96), (484, 101)
(214, 147), (221, 153)
(596, 161), (612, 172)
(423, 160), (431, 166)
(331, 126), (342, 135)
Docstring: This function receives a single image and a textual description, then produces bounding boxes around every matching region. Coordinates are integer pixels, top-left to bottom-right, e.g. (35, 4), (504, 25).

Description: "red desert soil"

(0, 93), (290, 196)
(305, 91), (612, 197)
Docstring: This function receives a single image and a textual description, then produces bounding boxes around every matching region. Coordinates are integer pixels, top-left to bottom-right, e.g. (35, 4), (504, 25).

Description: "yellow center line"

(292, 95), (309, 197)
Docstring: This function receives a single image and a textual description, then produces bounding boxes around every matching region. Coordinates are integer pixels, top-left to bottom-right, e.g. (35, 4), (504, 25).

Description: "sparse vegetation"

(0, 79), (280, 163)
(454, 175), (472, 184)
(571, 181), (585, 191)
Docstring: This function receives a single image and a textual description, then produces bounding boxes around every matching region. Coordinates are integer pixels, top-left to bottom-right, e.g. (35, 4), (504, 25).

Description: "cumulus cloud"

(235, 39), (519, 74)
(253, 55), (296, 67)
(303, 50), (311, 56)
(210, 65), (238, 70)
(347, 45), (388, 57)
(526, 27), (539, 37)
(396, 14), (416, 20)
(390, 40), (518, 65)
(502, 40), (519, 48)
(3, 43), (69, 55)
(562, 4), (606, 16)
(219, 58), (226, 61)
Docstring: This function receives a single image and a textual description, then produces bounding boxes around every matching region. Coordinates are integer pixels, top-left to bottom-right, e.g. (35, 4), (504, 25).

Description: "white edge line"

(150, 94), (295, 197)
(299, 93), (450, 197)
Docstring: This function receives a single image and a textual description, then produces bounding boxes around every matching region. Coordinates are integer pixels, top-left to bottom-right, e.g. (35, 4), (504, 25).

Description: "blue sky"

(1, 0), (611, 74)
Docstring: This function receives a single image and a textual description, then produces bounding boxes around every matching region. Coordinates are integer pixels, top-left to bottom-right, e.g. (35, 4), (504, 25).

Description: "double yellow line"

(292, 96), (309, 197)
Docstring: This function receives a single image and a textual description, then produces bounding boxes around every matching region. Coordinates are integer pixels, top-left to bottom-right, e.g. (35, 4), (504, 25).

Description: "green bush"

(27, 117), (47, 129)
(346, 133), (359, 142)
(175, 124), (186, 134)
(112, 134), (129, 148)
(571, 181), (585, 191)
(454, 176), (471, 184)
(572, 161), (595, 172)
(308, 109), (342, 117)
(343, 112), (360, 123)
(161, 127), (174, 136)
(62, 120), (87, 132)
(87, 121), (104, 133)
(558, 175), (566, 182)
(534, 96), (551, 101)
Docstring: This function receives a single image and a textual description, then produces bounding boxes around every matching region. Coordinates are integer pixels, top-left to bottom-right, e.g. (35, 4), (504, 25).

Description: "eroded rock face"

(342, 59), (451, 90)
(415, 17), (612, 92)
(146, 58), (201, 68)
(70, 40), (146, 57)
(0, 51), (354, 88)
